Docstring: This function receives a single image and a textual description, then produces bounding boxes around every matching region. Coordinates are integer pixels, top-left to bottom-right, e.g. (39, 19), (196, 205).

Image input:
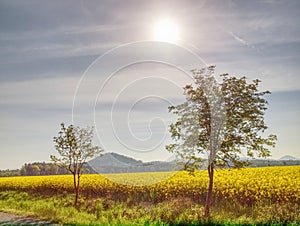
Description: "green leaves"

(166, 66), (277, 170)
(52, 123), (103, 175)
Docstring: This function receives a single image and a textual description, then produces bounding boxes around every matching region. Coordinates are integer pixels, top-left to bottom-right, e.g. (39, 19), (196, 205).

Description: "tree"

(166, 66), (277, 217)
(27, 164), (41, 176)
(51, 123), (103, 206)
(20, 164), (27, 176)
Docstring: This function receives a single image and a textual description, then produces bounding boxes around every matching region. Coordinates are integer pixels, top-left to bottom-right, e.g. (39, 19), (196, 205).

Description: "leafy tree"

(0, 169), (20, 177)
(20, 164), (27, 176)
(51, 123), (103, 206)
(166, 66), (277, 216)
(27, 164), (41, 176)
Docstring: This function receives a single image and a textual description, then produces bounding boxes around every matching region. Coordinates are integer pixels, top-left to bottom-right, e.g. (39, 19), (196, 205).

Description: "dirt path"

(0, 211), (59, 225)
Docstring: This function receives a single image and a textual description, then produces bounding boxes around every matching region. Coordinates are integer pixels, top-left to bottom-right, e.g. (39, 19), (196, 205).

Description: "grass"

(0, 190), (299, 225)
(103, 171), (176, 186)
(0, 166), (299, 225)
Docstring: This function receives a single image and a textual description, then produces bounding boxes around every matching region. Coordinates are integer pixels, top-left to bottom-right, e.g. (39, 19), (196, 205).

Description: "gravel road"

(0, 212), (59, 225)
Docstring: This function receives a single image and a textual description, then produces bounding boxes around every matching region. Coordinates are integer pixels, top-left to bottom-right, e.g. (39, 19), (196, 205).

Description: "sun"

(153, 19), (179, 43)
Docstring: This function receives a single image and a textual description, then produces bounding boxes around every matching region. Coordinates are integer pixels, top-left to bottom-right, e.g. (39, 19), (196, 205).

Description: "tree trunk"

(73, 172), (79, 207)
(75, 172), (80, 207)
(204, 162), (214, 217)
(75, 188), (79, 207)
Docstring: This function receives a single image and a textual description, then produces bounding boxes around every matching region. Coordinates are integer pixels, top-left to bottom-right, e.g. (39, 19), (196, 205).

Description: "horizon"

(1, 151), (299, 171)
(1, 0), (300, 170)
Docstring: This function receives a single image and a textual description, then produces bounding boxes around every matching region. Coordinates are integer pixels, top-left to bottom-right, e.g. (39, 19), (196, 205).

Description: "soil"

(0, 211), (59, 225)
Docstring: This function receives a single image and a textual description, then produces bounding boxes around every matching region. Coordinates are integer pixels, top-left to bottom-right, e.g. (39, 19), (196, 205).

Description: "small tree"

(51, 123), (103, 206)
(166, 66), (276, 217)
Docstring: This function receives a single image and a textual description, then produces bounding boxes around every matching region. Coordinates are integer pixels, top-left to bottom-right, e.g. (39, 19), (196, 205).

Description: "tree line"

(0, 162), (96, 177)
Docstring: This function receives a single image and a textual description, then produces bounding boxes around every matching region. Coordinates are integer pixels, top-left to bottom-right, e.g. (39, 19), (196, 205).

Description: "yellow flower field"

(0, 166), (299, 204)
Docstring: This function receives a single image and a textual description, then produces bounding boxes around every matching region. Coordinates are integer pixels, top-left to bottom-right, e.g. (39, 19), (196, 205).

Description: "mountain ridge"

(279, 155), (300, 161)
(88, 152), (179, 174)
(88, 152), (300, 174)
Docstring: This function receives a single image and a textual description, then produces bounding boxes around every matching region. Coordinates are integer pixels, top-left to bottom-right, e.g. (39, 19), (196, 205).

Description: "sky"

(0, 0), (299, 169)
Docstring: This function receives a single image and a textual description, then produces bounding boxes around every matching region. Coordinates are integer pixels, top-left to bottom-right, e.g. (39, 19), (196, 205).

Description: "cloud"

(1, 0), (300, 169)
(0, 76), (78, 108)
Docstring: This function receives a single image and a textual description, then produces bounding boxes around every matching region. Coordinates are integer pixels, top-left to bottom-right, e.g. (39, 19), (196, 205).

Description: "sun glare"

(153, 19), (179, 43)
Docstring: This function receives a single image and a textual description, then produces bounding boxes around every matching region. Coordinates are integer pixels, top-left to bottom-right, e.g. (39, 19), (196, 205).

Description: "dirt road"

(0, 212), (58, 225)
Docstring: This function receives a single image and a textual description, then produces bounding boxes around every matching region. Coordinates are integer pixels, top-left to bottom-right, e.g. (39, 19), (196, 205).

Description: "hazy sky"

(0, 0), (299, 169)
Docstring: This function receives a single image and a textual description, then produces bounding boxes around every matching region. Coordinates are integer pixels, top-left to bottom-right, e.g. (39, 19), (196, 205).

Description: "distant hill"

(2, 152), (298, 177)
(88, 152), (300, 173)
(248, 158), (300, 167)
(88, 152), (179, 174)
(279, 155), (300, 161)
(88, 152), (142, 168)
